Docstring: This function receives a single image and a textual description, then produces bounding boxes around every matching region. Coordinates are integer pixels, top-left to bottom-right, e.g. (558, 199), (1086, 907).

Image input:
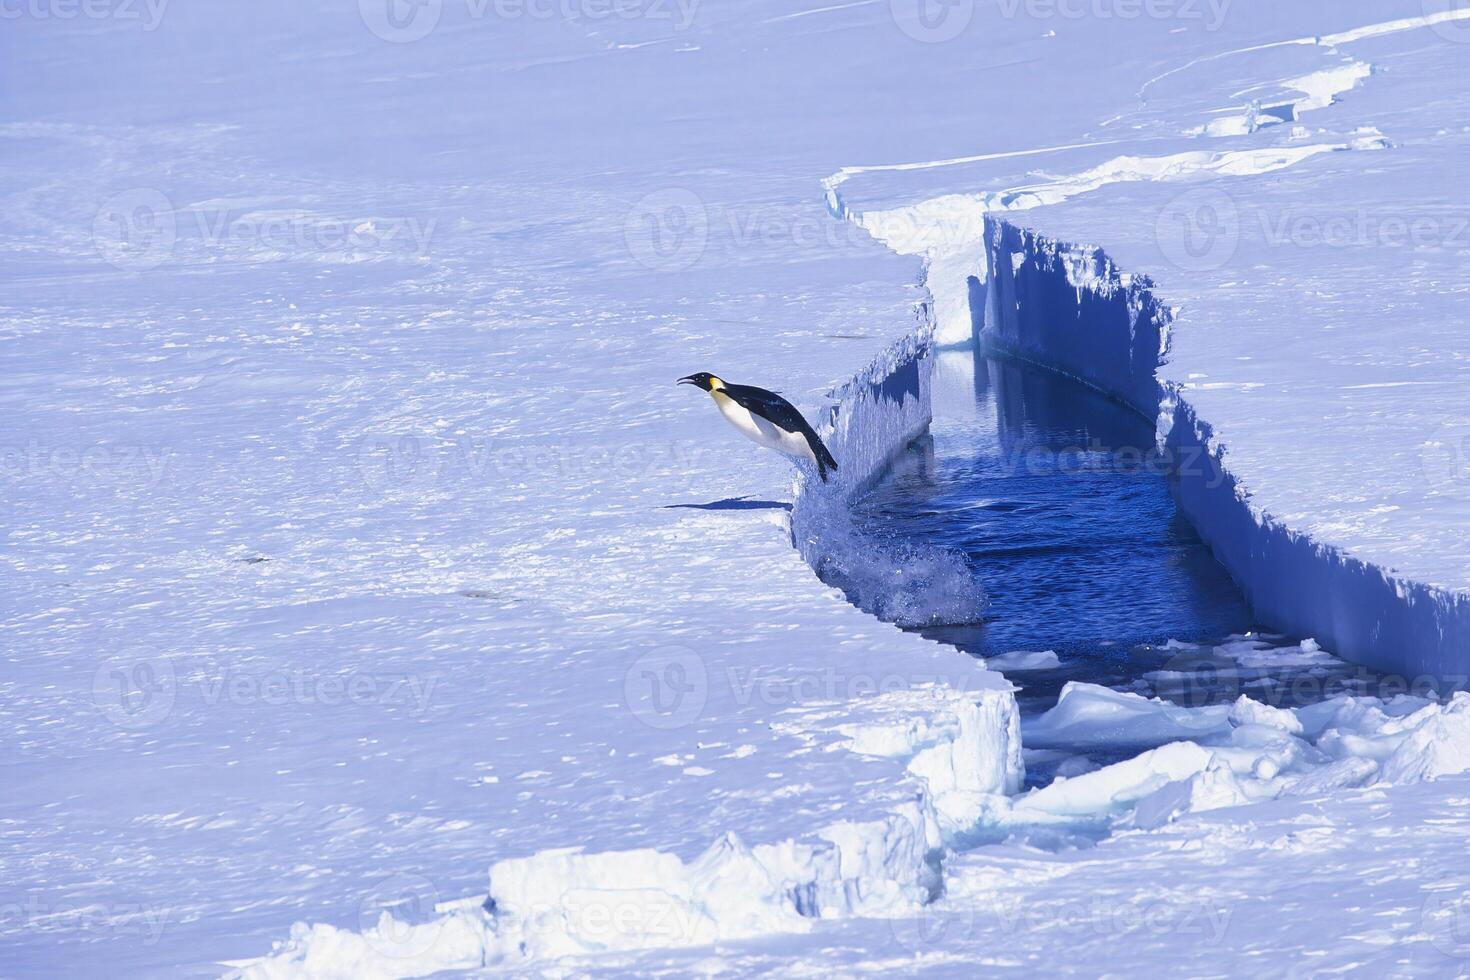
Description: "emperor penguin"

(678, 372), (839, 482)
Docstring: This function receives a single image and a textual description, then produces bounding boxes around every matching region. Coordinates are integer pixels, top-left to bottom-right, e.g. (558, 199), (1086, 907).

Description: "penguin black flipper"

(719, 383), (839, 481)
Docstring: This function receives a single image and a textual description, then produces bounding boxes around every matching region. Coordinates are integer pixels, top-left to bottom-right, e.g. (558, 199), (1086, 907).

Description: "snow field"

(10, 1), (1470, 976)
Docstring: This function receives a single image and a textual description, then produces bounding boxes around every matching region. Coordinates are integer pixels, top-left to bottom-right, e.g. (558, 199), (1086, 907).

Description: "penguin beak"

(677, 376), (699, 387)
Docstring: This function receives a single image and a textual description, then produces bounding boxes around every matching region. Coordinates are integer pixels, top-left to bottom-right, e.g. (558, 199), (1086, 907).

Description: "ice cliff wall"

(981, 215), (1470, 682)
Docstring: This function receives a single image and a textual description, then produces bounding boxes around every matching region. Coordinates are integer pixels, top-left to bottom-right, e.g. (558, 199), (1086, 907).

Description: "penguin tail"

(812, 437), (838, 483)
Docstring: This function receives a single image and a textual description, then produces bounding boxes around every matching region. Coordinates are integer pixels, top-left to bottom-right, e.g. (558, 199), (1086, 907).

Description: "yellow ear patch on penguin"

(707, 376), (724, 391)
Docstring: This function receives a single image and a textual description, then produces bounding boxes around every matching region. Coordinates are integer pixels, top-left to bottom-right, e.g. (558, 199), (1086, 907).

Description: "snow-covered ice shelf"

(9, 0), (1470, 977)
(837, 3), (1470, 681)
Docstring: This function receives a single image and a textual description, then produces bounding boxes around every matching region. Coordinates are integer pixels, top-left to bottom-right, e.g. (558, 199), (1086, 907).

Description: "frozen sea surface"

(8, 0), (1470, 976)
(840, 0), (1470, 676)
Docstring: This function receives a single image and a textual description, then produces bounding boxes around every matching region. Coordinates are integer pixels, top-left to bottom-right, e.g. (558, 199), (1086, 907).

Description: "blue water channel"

(850, 350), (1387, 722)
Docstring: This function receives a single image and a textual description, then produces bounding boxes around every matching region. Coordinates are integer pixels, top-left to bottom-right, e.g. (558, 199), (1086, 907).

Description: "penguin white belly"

(713, 393), (816, 463)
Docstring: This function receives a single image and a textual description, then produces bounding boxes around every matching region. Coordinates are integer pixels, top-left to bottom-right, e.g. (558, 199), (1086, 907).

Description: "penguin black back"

(717, 383), (839, 482)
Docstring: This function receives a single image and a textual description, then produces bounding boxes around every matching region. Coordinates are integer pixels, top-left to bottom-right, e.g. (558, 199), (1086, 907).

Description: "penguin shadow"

(663, 496), (792, 513)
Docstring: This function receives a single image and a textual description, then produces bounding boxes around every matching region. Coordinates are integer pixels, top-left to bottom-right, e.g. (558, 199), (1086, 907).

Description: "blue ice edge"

(789, 301), (992, 631)
(982, 216), (1470, 682)
(242, 300), (1027, 976)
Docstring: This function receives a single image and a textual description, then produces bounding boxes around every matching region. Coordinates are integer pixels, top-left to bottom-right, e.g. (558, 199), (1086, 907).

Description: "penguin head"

(677, 372), (723, 392)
